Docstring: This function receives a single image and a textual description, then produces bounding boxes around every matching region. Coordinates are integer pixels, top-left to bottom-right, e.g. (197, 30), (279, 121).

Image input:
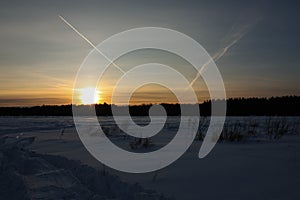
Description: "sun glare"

(79, 87), (100, 105)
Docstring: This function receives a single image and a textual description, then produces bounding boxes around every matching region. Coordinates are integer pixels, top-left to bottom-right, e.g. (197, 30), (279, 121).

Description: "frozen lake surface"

(1, 116), (299, 135)
(1, 116), (300, 199)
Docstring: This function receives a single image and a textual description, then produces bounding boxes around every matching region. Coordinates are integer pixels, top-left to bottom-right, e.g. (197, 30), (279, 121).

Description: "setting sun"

(79, 87), (100, 104)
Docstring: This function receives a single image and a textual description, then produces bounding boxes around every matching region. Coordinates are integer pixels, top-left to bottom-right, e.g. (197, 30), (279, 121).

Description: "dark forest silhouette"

(0, 96), (299, 116)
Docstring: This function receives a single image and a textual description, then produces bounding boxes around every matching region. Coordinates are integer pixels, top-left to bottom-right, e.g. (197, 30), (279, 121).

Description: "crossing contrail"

(189, 13), (261, 88)
(58, 15), (125, 74)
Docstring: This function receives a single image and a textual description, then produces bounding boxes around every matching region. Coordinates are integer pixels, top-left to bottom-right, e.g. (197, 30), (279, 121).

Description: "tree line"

(0, 96), (299, 116)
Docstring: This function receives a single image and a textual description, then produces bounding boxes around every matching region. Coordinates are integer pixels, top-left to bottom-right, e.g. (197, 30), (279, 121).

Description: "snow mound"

(0, 136), (172, 200)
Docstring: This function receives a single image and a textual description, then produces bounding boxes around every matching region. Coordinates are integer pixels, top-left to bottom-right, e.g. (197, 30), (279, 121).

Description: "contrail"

(58, 15), (125, 74)
(188, 15), (261, 88)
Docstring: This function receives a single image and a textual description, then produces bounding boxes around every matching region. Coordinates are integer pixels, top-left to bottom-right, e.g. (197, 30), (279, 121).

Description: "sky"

(0, 0), (299, 106)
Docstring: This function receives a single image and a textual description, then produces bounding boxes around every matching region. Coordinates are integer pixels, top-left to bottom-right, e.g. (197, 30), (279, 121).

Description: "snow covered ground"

(1, 116), (300, 199)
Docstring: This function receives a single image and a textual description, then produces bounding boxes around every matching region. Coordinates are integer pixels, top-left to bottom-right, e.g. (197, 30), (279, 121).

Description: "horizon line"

(0, 95), (299, 108)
